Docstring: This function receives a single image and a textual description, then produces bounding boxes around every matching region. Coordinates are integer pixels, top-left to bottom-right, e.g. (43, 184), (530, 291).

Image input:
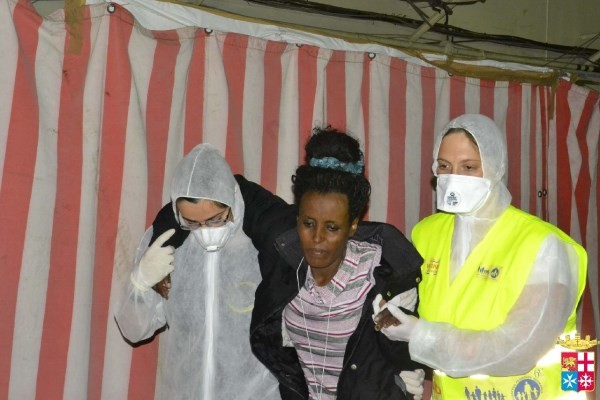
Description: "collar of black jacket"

(149, 202), (191, 248)
(274, 228), (304, 267)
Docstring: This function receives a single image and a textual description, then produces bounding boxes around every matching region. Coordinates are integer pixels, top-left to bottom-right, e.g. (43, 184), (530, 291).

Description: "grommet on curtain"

(204, 28), (213, 35)
(107, 3), (116, 14)
(367, 52), (376, 60)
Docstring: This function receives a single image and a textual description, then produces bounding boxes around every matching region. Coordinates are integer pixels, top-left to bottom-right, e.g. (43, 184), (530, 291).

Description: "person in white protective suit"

(374, 114), (587, 399)
(115, 143), (279, 400)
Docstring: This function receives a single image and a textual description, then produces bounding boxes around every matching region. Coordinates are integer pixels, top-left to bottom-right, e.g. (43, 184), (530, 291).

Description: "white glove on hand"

(388, 288), (418, 312)
(400, 369), (425, 400)
(130, 229), (176, 292)
(381, 304), (418, 342)
(372, 288), (418, 322)
(372, 293), (385, 319)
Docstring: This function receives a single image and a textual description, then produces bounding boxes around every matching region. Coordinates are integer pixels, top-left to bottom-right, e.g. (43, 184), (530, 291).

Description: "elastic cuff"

(130, 272), (150, 292)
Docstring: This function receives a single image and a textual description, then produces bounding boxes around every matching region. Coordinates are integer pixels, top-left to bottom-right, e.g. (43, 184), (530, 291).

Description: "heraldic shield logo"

(561, 351), (595, 393)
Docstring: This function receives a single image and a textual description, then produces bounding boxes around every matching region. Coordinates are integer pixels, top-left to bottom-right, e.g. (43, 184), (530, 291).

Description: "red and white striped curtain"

(1, 0), (598, 398)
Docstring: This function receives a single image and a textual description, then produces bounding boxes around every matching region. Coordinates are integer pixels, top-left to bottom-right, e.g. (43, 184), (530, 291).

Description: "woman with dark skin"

(235, 127), (425, 400)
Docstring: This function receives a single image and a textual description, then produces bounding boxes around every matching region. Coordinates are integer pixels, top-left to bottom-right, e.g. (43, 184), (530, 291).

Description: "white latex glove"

(372, 288), (418, 321)
(388, 288), (418, 312)
(400, 369), (425, 400)
(130, 229), (176, 291)
(372, 293), (385, 318)
(381, 304), (418, 342)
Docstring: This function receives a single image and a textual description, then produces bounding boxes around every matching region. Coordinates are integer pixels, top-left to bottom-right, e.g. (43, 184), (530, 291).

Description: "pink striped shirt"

(283, 240), (381, 400)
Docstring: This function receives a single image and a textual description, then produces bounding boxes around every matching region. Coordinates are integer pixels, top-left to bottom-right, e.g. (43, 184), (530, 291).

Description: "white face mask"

(192, 222), (234, 252)
(436, 174), (492, 214)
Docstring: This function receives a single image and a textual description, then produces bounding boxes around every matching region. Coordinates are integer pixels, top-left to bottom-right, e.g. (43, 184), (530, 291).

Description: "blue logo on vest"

(476, 265), (502, 280)
(513, 377), (541, 400)
(462, 385), (505, 400)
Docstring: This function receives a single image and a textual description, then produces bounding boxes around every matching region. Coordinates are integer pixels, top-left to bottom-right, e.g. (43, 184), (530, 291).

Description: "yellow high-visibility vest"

(412, 206), (587, 399)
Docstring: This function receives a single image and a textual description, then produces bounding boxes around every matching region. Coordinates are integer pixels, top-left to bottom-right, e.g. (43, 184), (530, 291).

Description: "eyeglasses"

(178, 208), (230, 230)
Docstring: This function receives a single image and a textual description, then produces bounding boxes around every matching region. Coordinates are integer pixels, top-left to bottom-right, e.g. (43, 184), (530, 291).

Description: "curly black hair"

(292, 127), (371, 222)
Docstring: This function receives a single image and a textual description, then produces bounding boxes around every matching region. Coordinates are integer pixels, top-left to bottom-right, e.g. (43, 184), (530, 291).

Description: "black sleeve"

(148, 202), (190, 249)
(359, 221), (425, 371)
(356, 221), (423, 302)
(234, 174), (297, 253)
(376, 329), (427, 371)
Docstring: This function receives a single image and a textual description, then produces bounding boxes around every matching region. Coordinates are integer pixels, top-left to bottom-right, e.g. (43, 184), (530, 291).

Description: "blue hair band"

(309, 156), (364, 175)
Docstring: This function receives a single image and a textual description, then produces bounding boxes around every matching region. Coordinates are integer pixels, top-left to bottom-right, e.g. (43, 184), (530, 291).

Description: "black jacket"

(235, 175), (424, 400)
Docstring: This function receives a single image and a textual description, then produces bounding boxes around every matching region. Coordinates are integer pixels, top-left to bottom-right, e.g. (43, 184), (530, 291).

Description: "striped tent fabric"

(0, 0), (599, 398)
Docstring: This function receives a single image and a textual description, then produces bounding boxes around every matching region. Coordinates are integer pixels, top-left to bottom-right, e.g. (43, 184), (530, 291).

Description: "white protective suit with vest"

(115, 144), (279, 400)
(379, 114), (587, 399)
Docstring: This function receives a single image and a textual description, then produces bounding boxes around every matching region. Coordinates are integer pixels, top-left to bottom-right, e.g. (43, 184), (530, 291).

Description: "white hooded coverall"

(115, 144), (279, 400)
(409, 114), (583, 377)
